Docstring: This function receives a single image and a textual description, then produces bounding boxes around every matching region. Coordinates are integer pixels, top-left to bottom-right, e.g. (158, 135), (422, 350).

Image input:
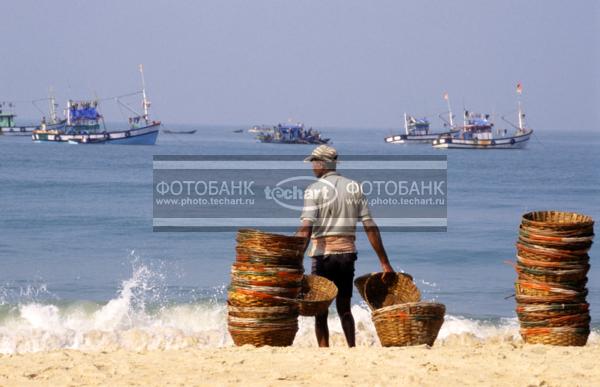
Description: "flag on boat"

(443, 92), (449, 101)
(516, 82), (523, 94)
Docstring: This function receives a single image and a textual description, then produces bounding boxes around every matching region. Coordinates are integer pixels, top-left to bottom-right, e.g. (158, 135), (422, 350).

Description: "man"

(296, 145), (394, 347)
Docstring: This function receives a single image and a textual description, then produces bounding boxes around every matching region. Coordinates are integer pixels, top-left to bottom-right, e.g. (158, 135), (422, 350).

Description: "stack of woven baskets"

(515, 211), (595, 346)
(227, 229), (306, 346)
(355, 273), (445, 347)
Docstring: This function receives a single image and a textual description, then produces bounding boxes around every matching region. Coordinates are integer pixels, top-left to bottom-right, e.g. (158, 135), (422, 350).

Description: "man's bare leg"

(336, 296), (355, 347)
(315, 312), (329, 347)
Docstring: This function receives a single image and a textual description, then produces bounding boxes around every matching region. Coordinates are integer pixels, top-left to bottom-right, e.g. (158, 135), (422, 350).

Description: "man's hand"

(295, 220), (313, 253)
(363, 219), (395, 277)
(381, 262), (395, 281)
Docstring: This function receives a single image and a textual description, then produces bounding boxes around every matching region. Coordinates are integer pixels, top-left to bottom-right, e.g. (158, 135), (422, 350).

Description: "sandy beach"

(1, 336), (598, 386)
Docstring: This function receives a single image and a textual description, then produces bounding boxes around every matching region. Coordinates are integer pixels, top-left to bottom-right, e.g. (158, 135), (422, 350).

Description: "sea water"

(0, 127), (598, 353)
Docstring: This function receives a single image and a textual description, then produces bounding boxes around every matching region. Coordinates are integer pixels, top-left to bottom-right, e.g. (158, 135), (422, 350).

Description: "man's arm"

(296, 220), (313, 253)
(362, 219), (394, 273)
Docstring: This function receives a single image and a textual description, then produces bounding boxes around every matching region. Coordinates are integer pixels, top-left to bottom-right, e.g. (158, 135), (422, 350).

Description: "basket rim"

(521, 211), (594, 227)
(372, 301), (446, 315)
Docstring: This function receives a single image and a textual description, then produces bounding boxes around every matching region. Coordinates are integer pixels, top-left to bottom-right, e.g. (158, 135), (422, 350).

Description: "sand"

(0, 337), (598, 386)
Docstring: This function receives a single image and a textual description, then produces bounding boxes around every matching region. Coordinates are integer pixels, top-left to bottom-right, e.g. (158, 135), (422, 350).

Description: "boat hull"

(385, 130), (459, 144)
(432, 130), (533, 149)
(33, 123), (160, 145)
(1, 126), (38, 136)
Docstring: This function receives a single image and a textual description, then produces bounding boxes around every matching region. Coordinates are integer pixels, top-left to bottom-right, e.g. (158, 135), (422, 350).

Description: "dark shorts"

(311, 253), (357, 299)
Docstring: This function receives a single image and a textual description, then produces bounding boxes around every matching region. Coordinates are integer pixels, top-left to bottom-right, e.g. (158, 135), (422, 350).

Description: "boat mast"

(48, 87), (58, 124)
(66, 100), (72, 126)
(516, 82), (524, 131)
(444, 92), (454, 128)
(139, 64), (150, 121)
(403, 113), (409, 135)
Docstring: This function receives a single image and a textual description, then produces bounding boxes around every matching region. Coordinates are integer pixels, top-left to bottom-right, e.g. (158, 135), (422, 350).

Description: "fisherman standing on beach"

(296, 145), (395, 347)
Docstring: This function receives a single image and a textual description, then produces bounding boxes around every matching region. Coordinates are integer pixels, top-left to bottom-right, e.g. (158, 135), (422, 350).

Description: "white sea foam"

(0, 263), (597, 353)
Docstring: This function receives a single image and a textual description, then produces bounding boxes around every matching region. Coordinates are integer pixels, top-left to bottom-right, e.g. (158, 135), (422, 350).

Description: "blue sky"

(1, 0), (597, 130)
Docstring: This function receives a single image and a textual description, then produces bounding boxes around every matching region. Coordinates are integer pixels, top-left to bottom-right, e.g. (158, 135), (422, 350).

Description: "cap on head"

(304, 145), (338, 163)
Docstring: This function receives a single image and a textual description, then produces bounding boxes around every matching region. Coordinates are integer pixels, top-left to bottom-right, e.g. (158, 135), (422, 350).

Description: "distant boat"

(385, 93), (459, 144)
(163, 129), (197, 134)
(0, 102), (39, 136)
(432, 84), (533, 149)
(32, 65), (160, 145)
(385, 114), (459, 144)
(256, 122), (330, 145)
(248, 125), (273, 134)
(233, 129), (243, 133)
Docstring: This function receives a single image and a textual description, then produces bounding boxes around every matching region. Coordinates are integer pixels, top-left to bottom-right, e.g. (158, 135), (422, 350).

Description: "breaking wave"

(0, 263), (597, 353)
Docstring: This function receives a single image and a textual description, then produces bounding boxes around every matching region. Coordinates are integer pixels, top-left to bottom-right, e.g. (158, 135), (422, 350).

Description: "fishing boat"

(0, 102), (39, 136)
(384, 114), (459, 144)
(248, 125), (273, 134)
(256, 122), (329, 145)
(384, 93), (459, 144)
(32, 65), (160, 145)
(432, 84), (533, 149)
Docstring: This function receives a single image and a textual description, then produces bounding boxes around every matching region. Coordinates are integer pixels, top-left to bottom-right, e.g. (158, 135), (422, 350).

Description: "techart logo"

(264, 176), (338, 211)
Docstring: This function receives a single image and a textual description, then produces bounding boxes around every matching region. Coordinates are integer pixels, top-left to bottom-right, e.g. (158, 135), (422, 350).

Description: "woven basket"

(516, 255), (590, 270)
(353, 273), (373, 302)
(521, 211), (594, 231)
(520, 224), (595, 238)
(516, 240), (590, 259)
(516, 302), (589, 315)
(229, 325), (298, 347)
(518, 227), (594, 243)
(364, 273), (421, 310)
(516, 264), (589, 284)
(236, 229), (307, 255)
(297, 275), (338, 316)
(227, 288), (297, 307)
(518, 235), (592, 252)
(228, 315), (298, 328)
(371, 302), (445, 347)
(518, 313), (590, 328)
(516, 243), (589, 263)
(515, 280), (587, 297)
(520, 327), (589, 346)
(227, 304), (299, 318)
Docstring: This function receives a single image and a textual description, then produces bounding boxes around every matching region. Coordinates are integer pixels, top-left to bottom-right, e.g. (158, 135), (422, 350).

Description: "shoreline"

(0, 340), (598, 386)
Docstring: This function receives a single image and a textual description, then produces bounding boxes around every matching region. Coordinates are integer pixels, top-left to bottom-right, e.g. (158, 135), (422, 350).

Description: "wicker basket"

(363, 273), (421, 310)
(518, 235), (592, 252)
(297, 275), (338, 316)
(521, 211), (594, 231)
(227, 288), (297, 307)
(520, 327), (589, 346)
(518, 227), (594, 243)
(371, 302), (445, 347)
(353, 273), (374, 303)
(520, 224), (595, 238)
(517, 313), (590, 328)
(227, 304), (299, 318)
(516, 243), (589, 263)
(229, 325), (298, 347)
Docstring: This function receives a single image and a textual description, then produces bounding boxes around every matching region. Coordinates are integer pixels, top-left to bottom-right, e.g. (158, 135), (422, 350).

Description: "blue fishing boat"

(256, 122), (329, 144)
(32, 65), (160, 145)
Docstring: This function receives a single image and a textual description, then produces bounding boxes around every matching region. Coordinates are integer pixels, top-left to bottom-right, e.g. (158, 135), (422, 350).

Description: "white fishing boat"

(384, 93), (459, 144)
(248, 125), (273, 134)
(32, 65), (160, 145)
(432, 84), (533, 149)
